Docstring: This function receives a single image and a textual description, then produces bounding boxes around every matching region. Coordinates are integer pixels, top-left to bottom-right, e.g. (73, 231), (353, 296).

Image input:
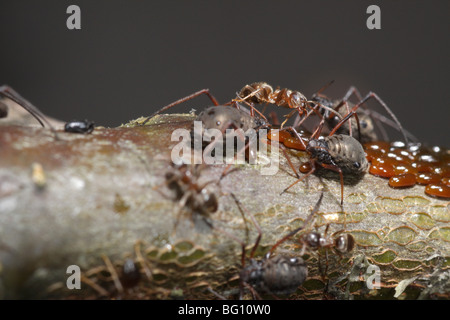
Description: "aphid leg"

(142, 89), (220, 125)
(319, 163), (344, 206)
(280, 159), (317, 195)
(330, 91), (409, 144)
(0, 85), (60, 139)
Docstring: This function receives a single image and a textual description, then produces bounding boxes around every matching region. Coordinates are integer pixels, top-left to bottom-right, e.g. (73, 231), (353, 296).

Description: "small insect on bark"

(64, 119), (95, 134)
(158, 163), (219, 232)
(217, 192), (324, 299)
(300, 225), (355, 279)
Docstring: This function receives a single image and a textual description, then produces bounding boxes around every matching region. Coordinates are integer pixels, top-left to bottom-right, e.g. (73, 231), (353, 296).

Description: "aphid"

(0, 85), (59, 138)
(161, 163), (219, 231)
(282, 132), (369, 206)
(64, 119), (95, 134)
(310, 85), (414, 144)
(220, 192), (324, 299)
(234, 82), (340, 129)
(326, 87), (410, 145)
(120, 258), (141, 289)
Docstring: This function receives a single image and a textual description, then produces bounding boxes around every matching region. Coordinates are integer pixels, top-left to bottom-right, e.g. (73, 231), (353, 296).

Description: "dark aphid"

(310, 95), (378, 143)
(326, 87), (410, 145)
(307, 135), (369, 175)
(240, 253), (307, 296)
(282, 133), (368, 205)
(64, 119), (95, 134)
(220, 192), (323, 299)
(0, 85), (59, 138)
(310, 85), (415, 144)
(120, 259), (141, 289)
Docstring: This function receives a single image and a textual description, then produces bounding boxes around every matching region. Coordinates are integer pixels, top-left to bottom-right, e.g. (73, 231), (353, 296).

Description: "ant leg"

(230, 193), (262, 260)
(0, 85), (59, 139)
(280, 159), (317, 195)
(269, 192), (324, 255)
(142, 89), (220, 125)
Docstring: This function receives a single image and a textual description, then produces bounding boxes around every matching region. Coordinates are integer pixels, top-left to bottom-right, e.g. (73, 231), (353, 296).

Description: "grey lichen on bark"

(0, 113), (449, 299)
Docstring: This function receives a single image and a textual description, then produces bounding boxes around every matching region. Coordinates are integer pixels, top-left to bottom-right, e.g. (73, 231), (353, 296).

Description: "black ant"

(217, 192), (324, 299)
(64, 119), (95, 134)
(0, 85), (59, 138)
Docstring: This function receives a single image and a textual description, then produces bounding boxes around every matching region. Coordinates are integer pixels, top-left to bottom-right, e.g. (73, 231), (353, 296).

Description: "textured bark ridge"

(0, 113), (449, 299)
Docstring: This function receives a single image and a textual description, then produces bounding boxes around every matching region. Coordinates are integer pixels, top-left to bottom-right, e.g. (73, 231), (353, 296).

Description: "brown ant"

(217, 192), (324, 299)
(233, 82), (342, 130)
(0, 85), (59, 138)
(158, 163), (219, 232)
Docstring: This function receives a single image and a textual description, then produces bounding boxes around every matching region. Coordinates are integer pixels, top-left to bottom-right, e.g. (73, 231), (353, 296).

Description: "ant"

(217, 192), (324, 299)
(140, 88), (301, 179)
(233, 82), (342, 130)
(158, 163), (219, 232)
(64, 119), (95, 134)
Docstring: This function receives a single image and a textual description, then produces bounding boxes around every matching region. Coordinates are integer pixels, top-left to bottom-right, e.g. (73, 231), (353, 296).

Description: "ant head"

(334, 234), (355, 253)
(304, 231), (321, 249)
(290, 91), (308, 109)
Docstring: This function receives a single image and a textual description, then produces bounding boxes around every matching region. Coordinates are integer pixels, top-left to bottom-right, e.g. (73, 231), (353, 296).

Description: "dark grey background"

(0, 0), (448, 147)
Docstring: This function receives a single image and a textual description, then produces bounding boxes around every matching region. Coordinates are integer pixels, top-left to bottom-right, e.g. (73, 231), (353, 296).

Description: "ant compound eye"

(353, 162), (361, 168)
(361, 120), (368, 129)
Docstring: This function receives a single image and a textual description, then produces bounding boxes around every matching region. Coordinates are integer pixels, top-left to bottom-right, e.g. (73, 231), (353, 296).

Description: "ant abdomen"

(237, 82), (273, 105)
